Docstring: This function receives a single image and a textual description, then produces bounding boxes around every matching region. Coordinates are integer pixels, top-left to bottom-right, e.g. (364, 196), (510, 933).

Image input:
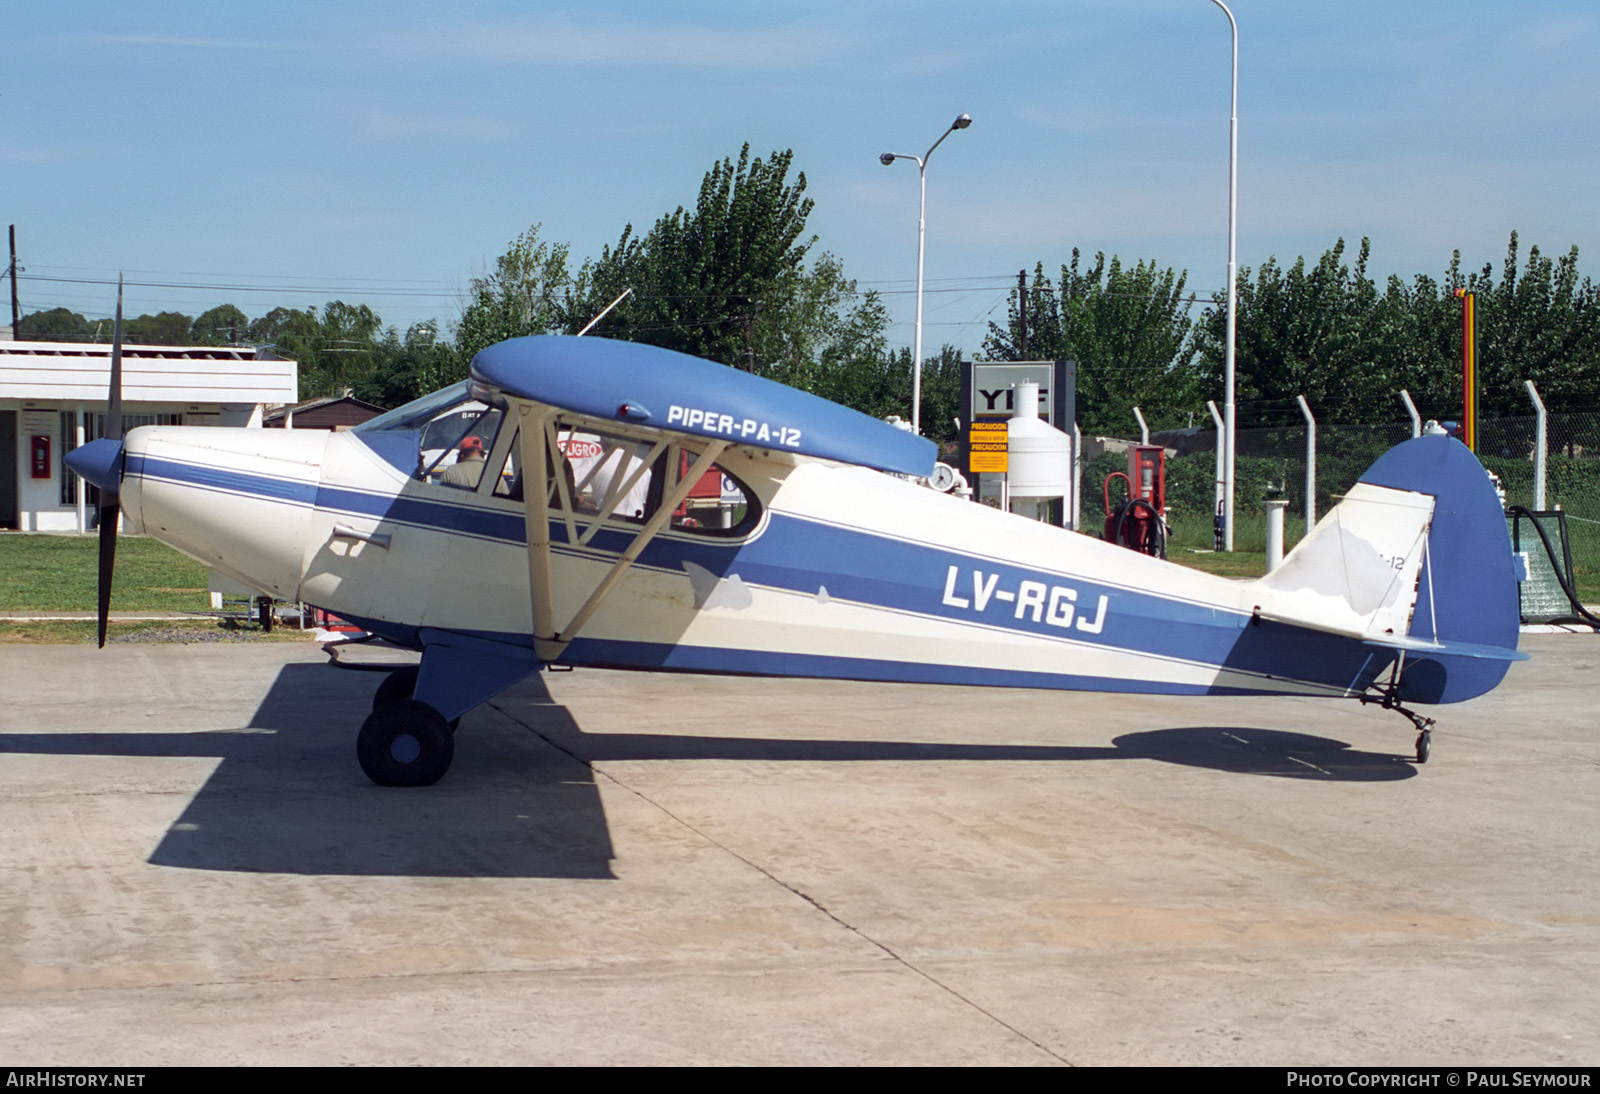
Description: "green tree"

(190, 304), (249, 346)
(307, 301), (384, 396)
(1463, 232), (1600, 415)
(1194, 238), (1392, 425)
(462, 148), (956, 436)
(454, 224), (572, 366)
(1191, 233), (1600, 426)
(569, 144), (816, 366)
(17, 307), (94, 342)
(354, 322), (458, 408)
(246, 306), (315, 349)
(987, 252), (1199, 434)
(123, 311), (193, 345)
(249, 302), (385, 398)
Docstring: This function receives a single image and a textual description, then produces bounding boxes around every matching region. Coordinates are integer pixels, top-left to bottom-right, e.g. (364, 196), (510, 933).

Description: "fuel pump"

(1102, 443), (1168, 558)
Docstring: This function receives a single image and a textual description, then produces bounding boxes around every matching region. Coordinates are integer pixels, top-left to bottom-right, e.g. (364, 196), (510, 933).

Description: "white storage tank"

(1007, 381), (1072, 524)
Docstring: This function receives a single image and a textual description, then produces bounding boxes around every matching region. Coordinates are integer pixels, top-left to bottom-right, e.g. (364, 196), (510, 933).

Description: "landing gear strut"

(372, 665), (420, 710)
(1360, 653), (1437, 765)
(370, 665), (459, 731)
(345, 637), (541, 787)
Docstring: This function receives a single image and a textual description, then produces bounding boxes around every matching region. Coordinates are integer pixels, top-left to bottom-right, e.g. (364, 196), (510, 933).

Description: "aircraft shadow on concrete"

(1, 662), (1415, 880)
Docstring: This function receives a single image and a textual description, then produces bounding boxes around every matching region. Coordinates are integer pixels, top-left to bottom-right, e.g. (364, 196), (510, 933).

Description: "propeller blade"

(97, 499), (119, 648)
(107, 276), (123, 440)
(95, 275), (126, 648)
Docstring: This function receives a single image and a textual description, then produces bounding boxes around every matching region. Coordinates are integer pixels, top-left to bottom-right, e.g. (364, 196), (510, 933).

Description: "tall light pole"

(1210, 1), (1239, 551)
(881, 112), (972, 435)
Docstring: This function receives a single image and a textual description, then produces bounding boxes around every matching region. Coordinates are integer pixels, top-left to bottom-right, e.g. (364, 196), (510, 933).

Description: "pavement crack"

(494, 698), (1073, 1066)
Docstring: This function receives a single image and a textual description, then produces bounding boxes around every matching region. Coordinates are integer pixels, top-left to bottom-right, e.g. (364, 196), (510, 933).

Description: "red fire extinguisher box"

(30, 435), (51, 479)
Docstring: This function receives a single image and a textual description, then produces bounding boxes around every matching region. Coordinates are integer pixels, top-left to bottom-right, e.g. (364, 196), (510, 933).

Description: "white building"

(1, 341), (297, 531)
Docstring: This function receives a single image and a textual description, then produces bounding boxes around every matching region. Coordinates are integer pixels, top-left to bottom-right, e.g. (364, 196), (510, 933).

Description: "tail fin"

(1250, 435), (1521, 703)
(1355, 434), (1521, 702)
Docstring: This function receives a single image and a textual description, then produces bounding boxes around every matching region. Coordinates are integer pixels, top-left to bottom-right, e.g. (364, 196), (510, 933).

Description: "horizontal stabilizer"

(1360, 635), (1529, 662)
(1252, 481), (1434, 640)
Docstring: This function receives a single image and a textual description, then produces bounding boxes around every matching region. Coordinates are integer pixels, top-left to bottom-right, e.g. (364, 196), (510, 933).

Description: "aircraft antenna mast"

(576, 287), (634, 337)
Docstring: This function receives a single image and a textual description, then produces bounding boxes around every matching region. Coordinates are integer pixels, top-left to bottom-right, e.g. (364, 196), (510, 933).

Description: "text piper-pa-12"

(67, 331), (1527, 786)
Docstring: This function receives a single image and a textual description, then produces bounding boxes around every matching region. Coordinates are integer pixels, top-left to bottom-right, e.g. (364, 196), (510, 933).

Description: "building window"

(65, 413), (184, 507)
(59, 411), (76, 506)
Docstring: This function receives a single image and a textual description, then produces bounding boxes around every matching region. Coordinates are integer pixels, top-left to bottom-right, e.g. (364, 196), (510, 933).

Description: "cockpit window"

(489, 415), (761, 538)
(351, 383), (510, 488)
(353, 381), (474, 435)
(426, 406), (504, 490)
(651, 446), (759, 536)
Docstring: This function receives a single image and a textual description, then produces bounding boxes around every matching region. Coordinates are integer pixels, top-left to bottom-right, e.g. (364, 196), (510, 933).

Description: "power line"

(22, 273), (460, 301)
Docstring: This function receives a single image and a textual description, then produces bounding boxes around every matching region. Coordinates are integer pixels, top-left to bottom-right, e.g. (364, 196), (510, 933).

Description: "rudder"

(1358, 434), (1520, 703)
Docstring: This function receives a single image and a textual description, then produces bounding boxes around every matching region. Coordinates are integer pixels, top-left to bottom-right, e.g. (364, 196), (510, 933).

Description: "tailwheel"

(358, 697), (455, 787)
(1360, 652), (1439, 766)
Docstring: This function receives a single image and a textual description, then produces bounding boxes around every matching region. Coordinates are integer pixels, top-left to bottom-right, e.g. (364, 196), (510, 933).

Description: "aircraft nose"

(65, 437), (125, 495)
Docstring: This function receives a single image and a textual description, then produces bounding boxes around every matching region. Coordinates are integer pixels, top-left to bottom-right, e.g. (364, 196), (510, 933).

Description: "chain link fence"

(1481, 411), (1600, 609)
(1143, 401), (1599, 605)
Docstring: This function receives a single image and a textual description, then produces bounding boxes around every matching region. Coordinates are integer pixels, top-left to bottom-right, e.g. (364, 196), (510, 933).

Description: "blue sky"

(4, 1), (1597, 353)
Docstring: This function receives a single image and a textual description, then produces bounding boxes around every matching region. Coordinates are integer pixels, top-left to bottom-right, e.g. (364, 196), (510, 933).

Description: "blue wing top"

(470, 335), (938, 478)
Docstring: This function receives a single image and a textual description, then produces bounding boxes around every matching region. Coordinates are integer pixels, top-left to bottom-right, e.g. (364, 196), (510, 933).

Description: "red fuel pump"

(1102, 444), (1168, 558)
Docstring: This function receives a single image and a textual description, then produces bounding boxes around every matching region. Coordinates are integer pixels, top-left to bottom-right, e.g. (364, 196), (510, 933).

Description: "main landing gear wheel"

(358, 698), (455, 787)
(371, 665), (459, 731)
(1415, 729), (1432, 765)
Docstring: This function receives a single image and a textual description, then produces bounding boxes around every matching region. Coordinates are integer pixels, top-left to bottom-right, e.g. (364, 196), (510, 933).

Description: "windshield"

(353, 382), (474, 434)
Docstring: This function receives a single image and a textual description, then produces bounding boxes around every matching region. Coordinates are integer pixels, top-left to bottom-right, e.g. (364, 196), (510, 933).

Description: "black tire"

(371, 666), (461, 732)
(357, 698), (455, 787)
(372, 665), (420, 710)
(1415, 730), (1432, 765)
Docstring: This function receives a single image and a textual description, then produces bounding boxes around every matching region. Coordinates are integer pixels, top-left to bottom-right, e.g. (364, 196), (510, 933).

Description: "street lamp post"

(1210, 0), (1239, 551)
(880, 112), (972, 435)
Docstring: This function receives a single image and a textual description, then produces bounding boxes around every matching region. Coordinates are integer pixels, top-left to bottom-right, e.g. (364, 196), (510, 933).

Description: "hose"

(1111, 498), (1168, 559)
(1505, 505), (1600, 629)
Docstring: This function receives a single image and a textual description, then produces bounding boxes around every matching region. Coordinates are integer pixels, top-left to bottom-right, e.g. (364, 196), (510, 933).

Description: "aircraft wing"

(470, 335), (938, 477)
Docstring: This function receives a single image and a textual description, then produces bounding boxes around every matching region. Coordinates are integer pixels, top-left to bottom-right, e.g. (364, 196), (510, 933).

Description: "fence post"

(1297, 394), (1317, 528)
(1133, 406), (1150, 445)
(1072, 423), (1083, 531)
(1400, 389), (1421, 439)
(1207, 399), (1225, 527)
(1266, 499), (1289, 572)
(1525, 380), (1547, 510)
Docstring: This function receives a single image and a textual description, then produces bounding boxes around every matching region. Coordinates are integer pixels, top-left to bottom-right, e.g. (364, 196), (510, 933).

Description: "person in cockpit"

(440, 435), (488, 489)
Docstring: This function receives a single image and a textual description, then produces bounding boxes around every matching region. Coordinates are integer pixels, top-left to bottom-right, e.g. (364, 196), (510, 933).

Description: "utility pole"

(1017, 269), (1028, 358)
(8, 225), (19, 337)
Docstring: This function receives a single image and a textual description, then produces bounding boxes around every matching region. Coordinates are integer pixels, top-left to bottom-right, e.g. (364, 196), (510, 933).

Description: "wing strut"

(516, 401), (727, 661)
(518, 404), (559, 657)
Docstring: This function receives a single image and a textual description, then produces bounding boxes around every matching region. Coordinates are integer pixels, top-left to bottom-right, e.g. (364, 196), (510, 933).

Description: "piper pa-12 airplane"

(67, 327), (1526, 786)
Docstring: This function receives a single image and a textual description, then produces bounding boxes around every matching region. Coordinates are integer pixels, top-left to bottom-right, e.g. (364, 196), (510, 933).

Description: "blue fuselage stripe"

(129, 451), (1391, 696)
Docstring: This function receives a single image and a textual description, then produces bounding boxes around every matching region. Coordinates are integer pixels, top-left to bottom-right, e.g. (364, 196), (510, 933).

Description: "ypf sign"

(957, 359), (1076, 474)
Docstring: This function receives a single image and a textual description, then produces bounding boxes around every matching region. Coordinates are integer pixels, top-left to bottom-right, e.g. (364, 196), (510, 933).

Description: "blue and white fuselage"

(82, 335), (1523, 784)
